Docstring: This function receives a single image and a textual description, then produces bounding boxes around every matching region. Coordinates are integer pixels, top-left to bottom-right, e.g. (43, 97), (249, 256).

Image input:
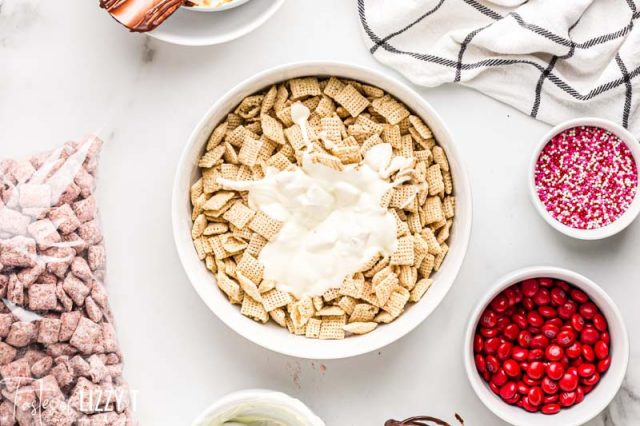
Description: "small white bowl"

(529, 117), (640, 240)
(191, 389), (325, 426)
(184, 0), (251, 13)
(172, 61), (473, 359)
(464, 266), (629, 426)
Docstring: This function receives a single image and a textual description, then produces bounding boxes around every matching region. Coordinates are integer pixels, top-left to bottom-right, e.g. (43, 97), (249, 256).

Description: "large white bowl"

(191, 389), (325, 426)
(464, 266), (629, 426)
(529, 117), (640, 240)
(172, 61), (472, 359)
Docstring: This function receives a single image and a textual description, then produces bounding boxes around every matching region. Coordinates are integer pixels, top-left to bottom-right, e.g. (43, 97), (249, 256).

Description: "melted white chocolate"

(218, 103), (403, 299)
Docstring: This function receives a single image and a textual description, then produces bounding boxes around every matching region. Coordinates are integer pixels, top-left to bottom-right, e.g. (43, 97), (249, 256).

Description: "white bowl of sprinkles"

(529, 117), (640, 240)
(172, 61), (473, 359)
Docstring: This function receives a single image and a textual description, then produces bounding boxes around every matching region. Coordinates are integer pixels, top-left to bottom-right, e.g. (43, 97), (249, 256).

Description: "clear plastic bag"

(0, 136), (134, 425)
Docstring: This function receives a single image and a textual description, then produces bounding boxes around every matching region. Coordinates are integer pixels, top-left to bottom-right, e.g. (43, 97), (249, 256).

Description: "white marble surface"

(0, 0), (639, 425)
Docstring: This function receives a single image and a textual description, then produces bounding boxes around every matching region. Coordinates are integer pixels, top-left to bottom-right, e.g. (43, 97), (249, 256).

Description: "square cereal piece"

(426, 164), (445, 196)
(238, 136), (263, 167)
(322, 77), (346, 100)
(286, 318), (307, 335)
(422, 228), (443, 255)
(284, 124), (307, 151)
(409, 115), (433, 139)
(312, 296), (324, 312)
(258, 279), (276, 294)
(262, 289), (292, 312)
(270, 308), (287, 327)
(28, 284), (57, 311)
(237, 272), (262, 302)
(315, 96), (336, 118)
(339, 273), (364, 299)
(418, 253), (435, 278)
(310, 153), (343, 171)
(432, 146), (449, 171)
(248, 211), (283, 241)
(69, 317), (102, 354)
(337, 296), (357, 316)
(261, 114), (286, 144)
(322, 287), (340, 303)
(390, 185), (418, 209)
(443, 169), (453, 194)
(424, 197), (445, 224)
(382, 124), (402, 148)
(261, 85), (278, 115)
(398, 265), (418, 290)
(207, 122), (228, 150)
(204, 222), (228, 236)
(333, 146), (361, 164)
(223, 202), (256, 230)
(246, 232), (268, 257)
(319, 315), (346, 340)
(236, 252), (264, 284)
(217, 272), (243, 303)
(349, 304), (379, 323)
(315, 306), (345, 317)
(410, 278), (433, 302)
(241, 296), (269, 323)
(203, 191), (236, 212)
(443, 196), (455, 219)
(390, 235), (415, 266)
(320, 116), (345, 143)
(434, 243), (449, 271)
(274, 84), (289, 111)
(305, 318), (322, 339)
(343, 321), (377, 335)
(382, 290), (410, 318)
(334, 85), (370, 117)
(289, 77), (322, 99)
(371, 95), (410, 125)
(374, 272), (399, 306)
(266, 152), (292, 171)
(37, 318), (61, 344)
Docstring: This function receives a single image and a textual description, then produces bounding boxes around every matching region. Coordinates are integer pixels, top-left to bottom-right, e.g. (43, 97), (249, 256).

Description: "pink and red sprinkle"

(535, 126), (638, 230)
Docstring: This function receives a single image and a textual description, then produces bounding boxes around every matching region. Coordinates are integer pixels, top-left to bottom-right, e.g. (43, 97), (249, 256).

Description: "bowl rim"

(149, 0), (286, 47)
(528, 117), (640, 240)
(191, 389), (325, 426)
(463, 266), (630, 426)
(183, 0), (252, 13)
(172, 60), (473, 359)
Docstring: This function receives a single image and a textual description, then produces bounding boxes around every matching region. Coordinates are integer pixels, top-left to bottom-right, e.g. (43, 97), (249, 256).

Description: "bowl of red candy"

(464, 266), (629, 426)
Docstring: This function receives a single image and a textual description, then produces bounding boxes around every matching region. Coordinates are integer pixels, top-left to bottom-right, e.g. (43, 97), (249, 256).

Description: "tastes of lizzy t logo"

(1, 376), (138, 423)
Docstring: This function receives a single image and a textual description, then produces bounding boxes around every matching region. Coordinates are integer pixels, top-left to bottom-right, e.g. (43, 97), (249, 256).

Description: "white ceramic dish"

(191, 389), (325, 426)
(529, 117), (640, 240)
(172, 61), (473, 359)
(149, 0), (285, 46)
(185, 0), (252, 13)
(464, 266), (629, 426)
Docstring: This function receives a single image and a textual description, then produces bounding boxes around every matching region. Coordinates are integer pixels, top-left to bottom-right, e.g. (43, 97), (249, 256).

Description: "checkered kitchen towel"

(358, 0), (640, 136)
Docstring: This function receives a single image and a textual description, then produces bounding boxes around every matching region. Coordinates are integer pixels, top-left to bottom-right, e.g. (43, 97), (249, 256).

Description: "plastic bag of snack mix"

(0, 136), (134, 425)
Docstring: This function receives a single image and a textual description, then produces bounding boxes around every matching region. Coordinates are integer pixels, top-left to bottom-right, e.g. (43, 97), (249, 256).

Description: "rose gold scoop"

(100, 0), (189, 32)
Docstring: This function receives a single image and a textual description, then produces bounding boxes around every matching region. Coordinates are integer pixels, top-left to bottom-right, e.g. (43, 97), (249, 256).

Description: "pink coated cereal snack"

(0, 137), (134, 425)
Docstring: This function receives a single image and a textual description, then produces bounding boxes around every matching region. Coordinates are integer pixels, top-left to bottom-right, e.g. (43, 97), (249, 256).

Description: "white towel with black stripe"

(358, 0), (640, 136)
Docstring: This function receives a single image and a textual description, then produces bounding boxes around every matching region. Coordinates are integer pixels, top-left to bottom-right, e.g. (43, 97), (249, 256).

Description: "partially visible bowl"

(184, 0), (252, 12)
(172, 61), (472, 359)
(529, 117), (640, 240)
(191, 389), (325, 426)
(464, 266), (629, 426)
